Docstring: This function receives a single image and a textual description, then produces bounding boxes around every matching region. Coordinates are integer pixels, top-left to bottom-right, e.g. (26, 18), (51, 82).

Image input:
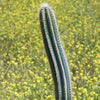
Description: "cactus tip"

(38, 3), (48, 15)
(40, 3), (49, 7)
(39, 3), (52, 10)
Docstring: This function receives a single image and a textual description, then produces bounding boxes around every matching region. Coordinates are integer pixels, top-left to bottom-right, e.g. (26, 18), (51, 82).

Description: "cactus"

(39, 3), (72, 100)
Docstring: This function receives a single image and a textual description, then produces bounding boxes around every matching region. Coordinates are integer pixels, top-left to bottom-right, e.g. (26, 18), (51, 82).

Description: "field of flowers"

(0, 0), (100, 100)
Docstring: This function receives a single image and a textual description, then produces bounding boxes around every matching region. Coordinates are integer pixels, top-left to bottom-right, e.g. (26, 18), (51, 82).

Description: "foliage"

(0, 0), (100, 100)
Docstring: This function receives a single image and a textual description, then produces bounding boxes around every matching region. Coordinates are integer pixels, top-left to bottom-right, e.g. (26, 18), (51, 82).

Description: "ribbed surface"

(39, 5), (72, 100)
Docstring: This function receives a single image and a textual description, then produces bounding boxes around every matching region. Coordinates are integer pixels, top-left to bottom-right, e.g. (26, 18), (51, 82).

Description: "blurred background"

(0, 0), (100, 100)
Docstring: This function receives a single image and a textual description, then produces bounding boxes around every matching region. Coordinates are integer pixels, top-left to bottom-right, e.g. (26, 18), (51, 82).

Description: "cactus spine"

(39, 3), (72, 100)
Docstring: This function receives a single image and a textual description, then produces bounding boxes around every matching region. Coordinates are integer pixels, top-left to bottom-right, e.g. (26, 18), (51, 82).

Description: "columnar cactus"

(39, 3), (72, 100)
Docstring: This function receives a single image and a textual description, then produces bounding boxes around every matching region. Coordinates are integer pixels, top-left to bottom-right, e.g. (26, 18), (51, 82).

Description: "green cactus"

(39, 3), (72, 100)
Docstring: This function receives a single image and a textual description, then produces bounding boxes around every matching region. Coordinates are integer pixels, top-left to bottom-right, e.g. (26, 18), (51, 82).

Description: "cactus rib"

(39, 8), (62, 100)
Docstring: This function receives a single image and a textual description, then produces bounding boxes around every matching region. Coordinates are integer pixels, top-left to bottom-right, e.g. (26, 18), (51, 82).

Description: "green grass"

(0, 0), (100, 100)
